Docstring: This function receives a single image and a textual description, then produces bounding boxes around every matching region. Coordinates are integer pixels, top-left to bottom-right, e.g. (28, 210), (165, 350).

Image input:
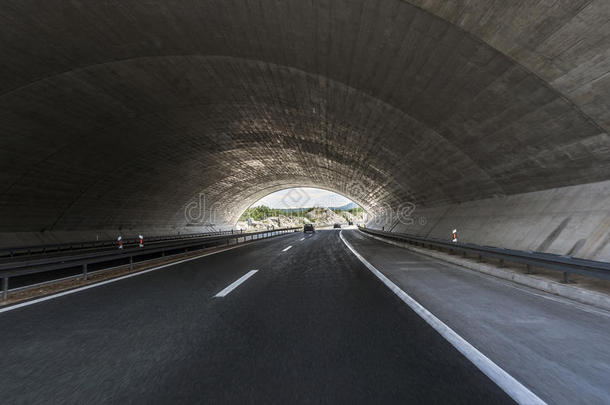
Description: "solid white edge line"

(214, 270), (258, 298)
(358, 229), (610, 319)
(339, 231), (546, 405)
(282, 245), (293, 252)
(0, 242), (251, 314)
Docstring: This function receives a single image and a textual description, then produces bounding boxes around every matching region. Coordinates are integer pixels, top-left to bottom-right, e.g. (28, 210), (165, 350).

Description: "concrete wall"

(0, 1), (608, 249)
(0, 1), (608, 251)
(372, 180), (610, 261)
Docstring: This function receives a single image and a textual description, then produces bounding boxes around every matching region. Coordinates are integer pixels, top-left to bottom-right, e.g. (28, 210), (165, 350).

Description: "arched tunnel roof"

(1, 1), (609, 234)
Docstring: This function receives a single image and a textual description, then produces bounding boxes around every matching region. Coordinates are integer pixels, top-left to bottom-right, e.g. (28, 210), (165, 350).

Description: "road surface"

(0, 230), (513, 403)
(343, 230), (610, 404)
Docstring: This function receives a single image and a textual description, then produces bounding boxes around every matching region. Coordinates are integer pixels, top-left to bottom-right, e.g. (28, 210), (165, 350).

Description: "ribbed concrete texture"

(382, 180), (610, 261)
(0, 1), (609, 252)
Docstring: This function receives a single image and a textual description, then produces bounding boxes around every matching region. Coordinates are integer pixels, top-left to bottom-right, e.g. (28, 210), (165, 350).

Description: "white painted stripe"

(0, 243), (248, 314)
(359, 230), (610, 318)
(214, 270), (258, 298)
(339, 231), (546, 405)
(300, 237), (305, 241)
(282, 245), (292, 252)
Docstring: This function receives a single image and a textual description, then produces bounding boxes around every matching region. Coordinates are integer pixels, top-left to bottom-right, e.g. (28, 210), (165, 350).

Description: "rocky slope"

(237, 207), (366, 231)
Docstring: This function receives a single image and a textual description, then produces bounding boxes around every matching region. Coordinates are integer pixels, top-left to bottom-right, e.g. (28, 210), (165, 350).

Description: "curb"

(362, 232), (610, 312)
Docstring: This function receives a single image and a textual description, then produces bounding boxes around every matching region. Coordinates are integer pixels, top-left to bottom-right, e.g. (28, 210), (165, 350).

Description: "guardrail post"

(129, 256), (133, 270)
(2, 277), (8, 300)
(562, 272), (570, 284)
(478, 254), (483, 263)
(83, 263), (88, 280)
(526, 264), (532, 274)
(499, 259), (504, 268)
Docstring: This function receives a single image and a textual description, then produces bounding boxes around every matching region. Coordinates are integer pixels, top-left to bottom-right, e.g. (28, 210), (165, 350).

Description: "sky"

(251, 187), (354, 209)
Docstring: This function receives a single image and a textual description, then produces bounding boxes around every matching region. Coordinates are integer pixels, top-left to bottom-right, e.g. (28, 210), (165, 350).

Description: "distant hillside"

(242, 202), (360, 219)
(330, 202), (358, 210)
(238, 205), (367, 231)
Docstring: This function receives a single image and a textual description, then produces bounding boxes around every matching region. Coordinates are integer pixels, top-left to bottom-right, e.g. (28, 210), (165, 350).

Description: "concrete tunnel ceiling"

(1, 0), (609, 237)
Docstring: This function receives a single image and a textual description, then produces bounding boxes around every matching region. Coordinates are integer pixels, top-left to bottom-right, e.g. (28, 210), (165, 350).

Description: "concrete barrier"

(363, 231), (610, 312)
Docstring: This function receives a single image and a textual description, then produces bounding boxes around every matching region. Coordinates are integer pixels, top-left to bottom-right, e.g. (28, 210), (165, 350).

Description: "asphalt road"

(343, 230), (610, 404)
(0, 230), (513, 404)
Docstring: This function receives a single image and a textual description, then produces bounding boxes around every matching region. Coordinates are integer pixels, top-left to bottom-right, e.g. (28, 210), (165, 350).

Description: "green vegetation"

(347, 207), (364, 215)
(239, 204), (364, 221)
(239, 205), (312, 221)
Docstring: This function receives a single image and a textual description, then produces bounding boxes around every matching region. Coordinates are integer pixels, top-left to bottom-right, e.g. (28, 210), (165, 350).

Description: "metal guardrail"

(0, 227), (300, 300)
(358, 226), (610, 283)
(0, 229), (242, 259)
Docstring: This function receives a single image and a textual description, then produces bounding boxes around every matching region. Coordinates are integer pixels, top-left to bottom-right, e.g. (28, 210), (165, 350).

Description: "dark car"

(333, 223), (341, 229)
(303, 223), (315, 233)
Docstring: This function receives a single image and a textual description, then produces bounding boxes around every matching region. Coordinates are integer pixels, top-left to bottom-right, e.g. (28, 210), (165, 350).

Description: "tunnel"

(1, 0), (608, 260)
(1, 2), (610, 404)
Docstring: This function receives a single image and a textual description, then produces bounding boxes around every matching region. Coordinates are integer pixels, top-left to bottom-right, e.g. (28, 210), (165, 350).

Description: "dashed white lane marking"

(282, 245), (293, 252)
(0, 243), (249, 314)
(214, 270), (258, 298)
(339, 231), (546, 405)
(300, 237), (305, 241)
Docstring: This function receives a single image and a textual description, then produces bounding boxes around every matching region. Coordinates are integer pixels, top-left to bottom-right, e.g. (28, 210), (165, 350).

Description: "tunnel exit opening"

(236, 187), (369, 231)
